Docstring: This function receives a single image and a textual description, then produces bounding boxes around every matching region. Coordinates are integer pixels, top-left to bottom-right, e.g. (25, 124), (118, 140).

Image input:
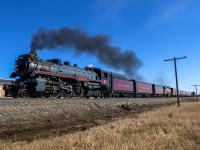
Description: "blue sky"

(0, 0), (199, 92)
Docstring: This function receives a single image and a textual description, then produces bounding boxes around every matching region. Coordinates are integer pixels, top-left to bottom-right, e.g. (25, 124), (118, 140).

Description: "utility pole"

(164, 56), (187, 107)
(191, 85), (200, 102)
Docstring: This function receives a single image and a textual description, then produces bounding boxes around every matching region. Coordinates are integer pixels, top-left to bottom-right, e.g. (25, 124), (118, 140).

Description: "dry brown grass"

(1, 102), (200, 150)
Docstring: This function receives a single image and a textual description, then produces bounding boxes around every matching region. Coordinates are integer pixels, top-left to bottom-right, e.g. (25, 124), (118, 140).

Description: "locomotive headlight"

(14, 65), (18, 71)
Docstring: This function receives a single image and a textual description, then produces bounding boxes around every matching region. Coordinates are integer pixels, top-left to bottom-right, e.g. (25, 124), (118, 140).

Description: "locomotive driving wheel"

(73, 82), (83, 98)
(49, 80), (61, 98)
(41, 92), (49, 98)
(49, 91), (60, 98)
(20, 89), (29, 98)
(61, 82), (72, 98)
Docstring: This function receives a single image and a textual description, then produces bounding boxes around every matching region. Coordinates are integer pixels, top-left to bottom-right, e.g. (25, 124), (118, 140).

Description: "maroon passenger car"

(110, 73), (134, 98)
(133, 81), (153, 97)
(153, 84), (164, 96)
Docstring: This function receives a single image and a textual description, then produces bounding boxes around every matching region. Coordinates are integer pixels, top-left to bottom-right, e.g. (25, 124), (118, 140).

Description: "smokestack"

(30, 27), (142, 78)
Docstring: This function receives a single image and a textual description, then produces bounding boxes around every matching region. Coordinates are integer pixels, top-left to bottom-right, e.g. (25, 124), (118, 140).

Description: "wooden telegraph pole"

(164, 56), (187, 107)
(191, 85), (200, 102)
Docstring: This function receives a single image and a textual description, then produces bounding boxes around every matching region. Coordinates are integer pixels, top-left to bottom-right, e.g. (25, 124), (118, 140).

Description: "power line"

(164, 56), (187, 107)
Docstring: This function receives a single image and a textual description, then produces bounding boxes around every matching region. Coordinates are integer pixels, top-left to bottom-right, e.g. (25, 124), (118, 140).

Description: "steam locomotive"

(3, 52), (191, 98)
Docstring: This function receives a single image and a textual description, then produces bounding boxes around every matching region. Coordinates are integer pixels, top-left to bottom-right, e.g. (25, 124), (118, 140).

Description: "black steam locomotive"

(4, 52), (110, 98)
(4, 52), (191, 98)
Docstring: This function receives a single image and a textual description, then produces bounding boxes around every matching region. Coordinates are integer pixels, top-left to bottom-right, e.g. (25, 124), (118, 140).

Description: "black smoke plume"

(30, 27), (142, 78)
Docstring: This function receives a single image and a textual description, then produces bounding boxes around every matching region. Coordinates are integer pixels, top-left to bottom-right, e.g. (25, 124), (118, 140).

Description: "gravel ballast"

(0, 97), (192, 141)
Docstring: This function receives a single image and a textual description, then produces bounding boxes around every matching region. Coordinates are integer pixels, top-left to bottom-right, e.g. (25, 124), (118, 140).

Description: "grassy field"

(1, 101), (200, 150)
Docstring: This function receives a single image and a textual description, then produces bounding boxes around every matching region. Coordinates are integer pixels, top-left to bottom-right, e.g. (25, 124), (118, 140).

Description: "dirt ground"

(0, 97), (194, 142)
